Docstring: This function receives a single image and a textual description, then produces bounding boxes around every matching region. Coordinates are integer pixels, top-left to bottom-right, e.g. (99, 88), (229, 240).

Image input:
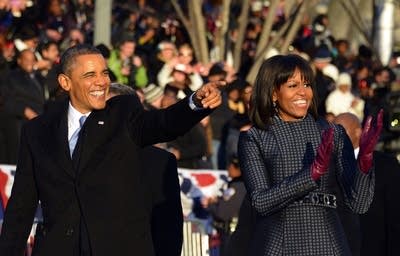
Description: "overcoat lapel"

(43, 100), (76, 178)
(76, 110), (110, 174)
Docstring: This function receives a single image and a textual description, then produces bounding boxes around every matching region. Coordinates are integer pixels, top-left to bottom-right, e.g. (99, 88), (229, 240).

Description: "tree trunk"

(254, 0), (280, 58)
(93, 0), (112, 47)
(217, 0), (231, 62)
(233, 0), (250, 71)
(192, 1), (209, 63)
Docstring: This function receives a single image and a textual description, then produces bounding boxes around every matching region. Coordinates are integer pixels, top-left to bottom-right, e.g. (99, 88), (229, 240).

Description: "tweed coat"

(238, 114), (375, 256)
(0, 94), (210, 256)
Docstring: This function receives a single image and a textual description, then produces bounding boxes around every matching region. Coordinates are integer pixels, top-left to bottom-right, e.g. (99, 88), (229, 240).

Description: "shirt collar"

(354, 147), (360, 158)
(67, 101), (91, 139)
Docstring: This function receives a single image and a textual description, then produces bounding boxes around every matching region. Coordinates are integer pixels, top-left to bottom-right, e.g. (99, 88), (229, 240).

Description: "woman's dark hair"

(59, 44), (102, 76)
(249, 54), (318, 129)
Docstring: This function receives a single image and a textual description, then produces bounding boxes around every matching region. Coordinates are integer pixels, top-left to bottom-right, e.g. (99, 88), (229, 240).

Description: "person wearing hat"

(325, 72), (365, 121)
(312, 45), (338, 116)
(157, 44), (204, 92)
(142, 83), (165, 109)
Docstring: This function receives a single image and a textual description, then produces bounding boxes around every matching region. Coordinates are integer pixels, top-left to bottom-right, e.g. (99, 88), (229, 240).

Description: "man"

(142, 146), (183, 256)
(108, 38), (148, 88)
(0, 44), (224, 256)
(0, 49), (45, 164)
(334, 112), (400, 256)
(332, 113), (363, 256)
(37, 41), (61, 101)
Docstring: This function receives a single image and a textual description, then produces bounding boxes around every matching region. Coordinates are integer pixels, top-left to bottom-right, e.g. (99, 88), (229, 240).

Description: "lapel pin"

(98, 121), (104, 125)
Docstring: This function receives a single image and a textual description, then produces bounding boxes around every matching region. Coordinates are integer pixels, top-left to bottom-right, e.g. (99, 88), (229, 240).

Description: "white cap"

(337, 73), (352, 87)
(322, 64), (339, 82)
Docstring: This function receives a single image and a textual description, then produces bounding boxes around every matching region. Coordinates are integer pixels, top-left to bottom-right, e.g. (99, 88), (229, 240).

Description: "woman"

(238, 54), (382, 255)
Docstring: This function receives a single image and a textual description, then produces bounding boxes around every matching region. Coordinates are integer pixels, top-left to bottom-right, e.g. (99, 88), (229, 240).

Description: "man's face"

(18, 50), (36, 73)
(43, 44), (60, 63)
(120, 41), (135, 58)
(59, 54), (110, 114)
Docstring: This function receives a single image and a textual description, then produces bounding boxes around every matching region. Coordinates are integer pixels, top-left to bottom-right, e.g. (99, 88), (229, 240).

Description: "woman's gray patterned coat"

(238, 114), (374, 256)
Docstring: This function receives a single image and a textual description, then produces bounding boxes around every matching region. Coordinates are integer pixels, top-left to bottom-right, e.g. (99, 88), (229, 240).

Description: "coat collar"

(40, 98), (111, 179)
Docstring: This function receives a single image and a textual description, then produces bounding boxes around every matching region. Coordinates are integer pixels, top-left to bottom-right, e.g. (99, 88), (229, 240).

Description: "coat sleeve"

(238, 129), (318, 217)
(0, 125), (38, 255)
(124, 94), (212, 147)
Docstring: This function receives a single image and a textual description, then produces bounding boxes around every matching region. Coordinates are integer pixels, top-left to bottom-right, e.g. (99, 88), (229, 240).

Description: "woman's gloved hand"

(358, 109), (383, 174)
(311, 128), (334, 181)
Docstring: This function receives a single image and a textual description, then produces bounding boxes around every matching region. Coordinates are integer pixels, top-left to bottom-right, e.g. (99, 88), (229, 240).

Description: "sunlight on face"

(62, 54), (111, 114)
(273, 69), (313, 121)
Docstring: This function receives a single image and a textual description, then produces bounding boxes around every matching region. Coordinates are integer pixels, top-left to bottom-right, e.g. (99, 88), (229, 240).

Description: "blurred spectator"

(147, 40), (177, 84)
(158, 15), (188, 45)
(164, 63), (195, 99)
(135, 8), (159, 56)
(333, 39), (354, 73)
(0, 35), (15, 75)
(41, 0), (74, 43)
(301, 13), (335, 57)
(218, 81), (252, 170)
(111, 5), (140, 46)
(162, 90), (210, 169)
(157, 43), (204, 91)
(312, 45), (337, 116)
(59, 27), (86, 52)
(36, 40), (60, 101)
(325, 72), (365, 121)
(1, 49), (45, 163)
(142, 83), (164, 109)
(203, 155), (246, 256)
(108, 37), (148, 88)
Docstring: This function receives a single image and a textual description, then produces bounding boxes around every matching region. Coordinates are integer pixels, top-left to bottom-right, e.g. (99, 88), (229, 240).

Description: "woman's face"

(272, 69), (313, 121)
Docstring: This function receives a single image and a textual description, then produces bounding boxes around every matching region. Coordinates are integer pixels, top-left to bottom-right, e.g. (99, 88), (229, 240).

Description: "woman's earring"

(273, 101), (277, 108)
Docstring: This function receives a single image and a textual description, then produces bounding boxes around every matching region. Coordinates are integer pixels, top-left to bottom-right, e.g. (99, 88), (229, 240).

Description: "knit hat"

(336, 73), (352, 87)
(322, 64), (339, 82)
(143, 84), (164, 103)
(313, 46), (332, 63)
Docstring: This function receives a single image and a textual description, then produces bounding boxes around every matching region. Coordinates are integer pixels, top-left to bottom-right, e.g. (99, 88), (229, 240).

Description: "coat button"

(66, 228), (74, 236)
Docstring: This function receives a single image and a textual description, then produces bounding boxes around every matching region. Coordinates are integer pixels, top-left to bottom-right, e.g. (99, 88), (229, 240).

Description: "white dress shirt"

(67, 102), (90, 141)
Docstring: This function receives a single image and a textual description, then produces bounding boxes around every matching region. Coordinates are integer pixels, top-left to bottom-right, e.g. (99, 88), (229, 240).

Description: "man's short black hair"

(59, 44), (102, 76)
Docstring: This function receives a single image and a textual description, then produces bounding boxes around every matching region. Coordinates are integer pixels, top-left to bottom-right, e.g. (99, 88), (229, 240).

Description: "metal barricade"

(181, 220), (210, 256)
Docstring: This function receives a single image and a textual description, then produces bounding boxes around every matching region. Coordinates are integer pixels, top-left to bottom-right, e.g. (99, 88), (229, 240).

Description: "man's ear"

(58, 74), (70, 92)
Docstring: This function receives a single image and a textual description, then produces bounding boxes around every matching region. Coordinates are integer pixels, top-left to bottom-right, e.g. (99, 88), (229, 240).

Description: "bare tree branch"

(233, 0), (250, 71)
(339, 0), (373, 47)
(280, 1), (308, 54)
(213, 0), (231, 62)
(255, 0), (280, 57)
(246, 9), (297, 84)
(191, 1), (209, 63)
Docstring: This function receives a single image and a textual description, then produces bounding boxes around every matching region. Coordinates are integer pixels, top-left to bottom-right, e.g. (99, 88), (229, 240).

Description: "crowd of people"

(0, 0), (399, 256)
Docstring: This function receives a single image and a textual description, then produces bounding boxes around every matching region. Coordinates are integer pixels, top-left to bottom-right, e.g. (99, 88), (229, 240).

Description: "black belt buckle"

(296, 192), (337, 208)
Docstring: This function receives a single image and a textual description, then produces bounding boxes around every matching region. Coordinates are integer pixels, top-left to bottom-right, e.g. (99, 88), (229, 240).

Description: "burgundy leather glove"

(358, 109), (383, 174)
(311, 128), (334, 181)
